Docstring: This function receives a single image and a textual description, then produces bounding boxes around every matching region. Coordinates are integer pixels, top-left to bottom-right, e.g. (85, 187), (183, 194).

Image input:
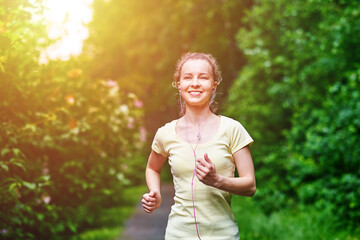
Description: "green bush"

(287, 69), (360, 229)
(232, 195), (360, 240)
(226, 0), (360, 231)
(0, 1), (146, 239)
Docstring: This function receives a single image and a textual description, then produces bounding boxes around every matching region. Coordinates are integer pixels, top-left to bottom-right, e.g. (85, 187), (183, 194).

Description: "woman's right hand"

(142, 191), (162, 213)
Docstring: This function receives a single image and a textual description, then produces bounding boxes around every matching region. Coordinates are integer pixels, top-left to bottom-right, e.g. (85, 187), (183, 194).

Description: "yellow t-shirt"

(152, 115), (253, 240)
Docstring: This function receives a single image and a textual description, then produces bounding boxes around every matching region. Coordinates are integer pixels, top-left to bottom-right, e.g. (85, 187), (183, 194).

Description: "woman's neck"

(183, 105), (213, 127)
(177, 105), (220, 145)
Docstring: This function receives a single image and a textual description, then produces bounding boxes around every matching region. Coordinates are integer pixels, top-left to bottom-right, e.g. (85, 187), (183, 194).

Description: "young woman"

(142, 52), (256, 239)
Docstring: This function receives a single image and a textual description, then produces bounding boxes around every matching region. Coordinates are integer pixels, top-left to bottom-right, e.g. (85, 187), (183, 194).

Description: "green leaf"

(12, 148), (25, 158)
(103, 189), (112, 195)
(9, 182), (20, 191)
(68, 222), (77, 233)
(23, 123), (37, 132)
(1, 147), (11, 157)
(0, 162), (9, 172)
(23, 181), (36, 190)
(10, 160), (26, 172)
(37, 213), (44, 221)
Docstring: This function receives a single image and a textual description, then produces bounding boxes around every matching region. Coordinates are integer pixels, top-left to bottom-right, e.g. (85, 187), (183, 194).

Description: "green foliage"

(0, 1), (146, 239)
(287, 69), (360, 229)
(226, 0), (360, 231)
(74, 227), (122, 240)
(232, 195), (360, 240)
(2, 0), (358, 237)
(70, 185), (147, 240)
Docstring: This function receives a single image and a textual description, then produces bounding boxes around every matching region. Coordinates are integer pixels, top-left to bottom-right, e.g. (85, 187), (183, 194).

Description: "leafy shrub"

(287, 70), (360, 229)
(226, 0), (360, 231)
(0, 1), (146, 239)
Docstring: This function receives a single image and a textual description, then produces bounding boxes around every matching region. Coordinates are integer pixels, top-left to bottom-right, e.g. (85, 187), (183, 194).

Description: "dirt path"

(118, 184), (175, 240)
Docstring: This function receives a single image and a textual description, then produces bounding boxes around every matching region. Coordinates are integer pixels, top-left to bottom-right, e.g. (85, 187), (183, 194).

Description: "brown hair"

(173, 52), (222, 114)
(172, 52), (222, 88)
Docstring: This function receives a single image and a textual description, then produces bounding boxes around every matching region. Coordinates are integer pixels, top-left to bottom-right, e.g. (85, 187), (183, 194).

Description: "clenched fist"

(142, 191), (162, 213)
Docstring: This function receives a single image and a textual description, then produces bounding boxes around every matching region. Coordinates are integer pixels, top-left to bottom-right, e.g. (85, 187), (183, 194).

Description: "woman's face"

(178, 59), (217, 108)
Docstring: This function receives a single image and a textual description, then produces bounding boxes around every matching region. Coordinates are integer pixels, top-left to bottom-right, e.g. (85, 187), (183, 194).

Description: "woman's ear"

(212, 81), (218, 92)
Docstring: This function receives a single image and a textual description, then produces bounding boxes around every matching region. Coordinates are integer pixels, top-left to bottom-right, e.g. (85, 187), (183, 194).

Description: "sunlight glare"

(40, 0), (93, 63)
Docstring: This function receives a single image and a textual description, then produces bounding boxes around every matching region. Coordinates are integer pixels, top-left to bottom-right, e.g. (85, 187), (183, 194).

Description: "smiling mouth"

(188, 91), (202, 96)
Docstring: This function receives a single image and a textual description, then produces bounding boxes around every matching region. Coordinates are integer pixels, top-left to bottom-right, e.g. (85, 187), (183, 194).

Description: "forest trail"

(118, 184), (175, 240)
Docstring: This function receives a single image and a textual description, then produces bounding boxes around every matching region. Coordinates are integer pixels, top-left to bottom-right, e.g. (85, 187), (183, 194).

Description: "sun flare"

(39, 0), (93, 63)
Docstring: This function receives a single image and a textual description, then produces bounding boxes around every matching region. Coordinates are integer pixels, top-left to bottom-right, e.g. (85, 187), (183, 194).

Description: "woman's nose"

(191, 77), (200, 86)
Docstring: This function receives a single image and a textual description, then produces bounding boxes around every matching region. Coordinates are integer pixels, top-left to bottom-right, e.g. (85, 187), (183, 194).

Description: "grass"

(232, 196), (359, 240)
(71, 185), (148, 240)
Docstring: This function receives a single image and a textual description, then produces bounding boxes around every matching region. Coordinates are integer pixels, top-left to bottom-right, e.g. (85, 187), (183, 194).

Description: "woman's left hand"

(195, 153), (222, 187)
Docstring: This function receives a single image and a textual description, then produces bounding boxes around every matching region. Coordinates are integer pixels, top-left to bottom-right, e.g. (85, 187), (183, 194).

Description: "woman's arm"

(142, 150), (167, 213)
(195, 146), (256, 197)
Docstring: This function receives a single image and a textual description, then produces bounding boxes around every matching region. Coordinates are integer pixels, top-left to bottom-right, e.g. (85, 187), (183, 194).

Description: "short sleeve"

(229, 119), (254, 154)
(151, 126), (169, 157)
